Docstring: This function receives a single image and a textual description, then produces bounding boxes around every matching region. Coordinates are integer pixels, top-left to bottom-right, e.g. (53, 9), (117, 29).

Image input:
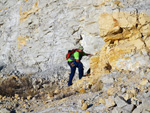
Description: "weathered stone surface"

(122, 104), (134, 113)
(132, 104), (143, 113)
(0, 108), (10, 113)
(91, 8), (150, 76)
(114, 96), (128, 108)
(82, 103), (88, 111)
(0, 0), (103, 77)
(105, 96), (115, 108)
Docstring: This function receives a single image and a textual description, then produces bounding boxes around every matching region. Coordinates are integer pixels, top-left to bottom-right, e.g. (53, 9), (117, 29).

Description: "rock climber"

(67, 46), (93, 86)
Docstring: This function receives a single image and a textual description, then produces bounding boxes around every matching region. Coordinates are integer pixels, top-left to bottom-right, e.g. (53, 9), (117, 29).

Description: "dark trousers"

(68, 61), (83, 86)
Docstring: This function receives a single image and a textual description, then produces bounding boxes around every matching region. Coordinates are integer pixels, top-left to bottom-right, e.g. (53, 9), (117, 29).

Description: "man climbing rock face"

(67, 46), (92, 86)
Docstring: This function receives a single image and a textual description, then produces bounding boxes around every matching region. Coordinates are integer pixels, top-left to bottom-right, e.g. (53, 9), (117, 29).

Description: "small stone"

(99, 98), (105, 105)
(15, 94), (19, 99)
(130, 88), (139, 96)
(54, 89), (60, 94)
(122, 104), (134, 113)
(105, 96), (115, 108)
(131, 97), (140, 106)
(140, 78), (148, 86)
(86, 84), (92, 89)
(10, 75), (18, 80)
(2, 96), (6, 100)
(124, 93), (134, 100)
(79, 88), (86, 94)
(0, 95), (2, 100)
(43, 101), (48, 104)
(107, 87), (117, 96)
(82, 103), (88, 111)
(121, 87), (126, 94)
(42, 84), (49, 88)
(81, 100), (85, 104)
(115, 96), (128, 108)
(47, 92), (54, 99)
(18, 101), (23, 105)
(27, 95), (32, 100)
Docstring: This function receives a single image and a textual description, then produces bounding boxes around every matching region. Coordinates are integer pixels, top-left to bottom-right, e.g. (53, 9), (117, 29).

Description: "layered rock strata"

(91, 1), (150, 76)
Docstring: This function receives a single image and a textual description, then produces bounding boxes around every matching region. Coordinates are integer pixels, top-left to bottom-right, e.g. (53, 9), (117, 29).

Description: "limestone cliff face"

(90, 0), (150, 76)
(0, 0), (104, 77)
(0, 0), (150, 78)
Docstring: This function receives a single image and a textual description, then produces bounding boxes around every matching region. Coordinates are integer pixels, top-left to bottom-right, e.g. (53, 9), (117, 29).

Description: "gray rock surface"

(0, 0), (104, 77)
(0, 108), (10, 113)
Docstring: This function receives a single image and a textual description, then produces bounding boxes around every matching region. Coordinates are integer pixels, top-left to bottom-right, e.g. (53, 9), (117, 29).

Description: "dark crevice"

(75, 34), (83, 44)
(72, 27), (80, 35)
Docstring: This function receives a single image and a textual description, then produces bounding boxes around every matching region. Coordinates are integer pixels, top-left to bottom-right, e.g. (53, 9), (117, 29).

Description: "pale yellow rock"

(27, 95), (32, 100)
(0, 95), (2, 100)
(59, 98), (67, 103)
(90, 56), (99, 63)
(107, 87), (117, 96)
(15, 94), (19, 99)
(130, 88), (139, 96)
(114, 40), (119, 45)
(145, 37), (150, 48)
(99, 98), (106, 105)
(148, 87), (150, 91)
(43, 101), (48, 105)
(81, 99), (85, 104)
(47, 91), (54, 99)
(139, 13), (150, 25)
(114, 0), (121, 5)
(19, 1), (40, 23)
(116, 11), (137, 28)
(99, 13), (114, 37)
(140, 24), (150, 37)
(79, 88), (86, 94)
(0, 8), (8, 11)
(54, 89), (60, 94)
(18, 101), (23, 105)
(124, 93), (134, 100)
(140, 78), (148, 86)
(91, 79), (103, 92)
(17, 36), (29, 49)
(72, 79), (84, 89)
(2, 96), (6, 101)
(86, 84), (92, 89)
(21, 97), (24, 101)
(82, 103), (88, 111)
(99, 11), (137, 37)
(10, 75), (19, 80)
(91, 12), (150, 76)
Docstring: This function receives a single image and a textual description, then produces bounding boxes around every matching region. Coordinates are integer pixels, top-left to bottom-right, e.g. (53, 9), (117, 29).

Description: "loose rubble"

(0, 67), (150, 113)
